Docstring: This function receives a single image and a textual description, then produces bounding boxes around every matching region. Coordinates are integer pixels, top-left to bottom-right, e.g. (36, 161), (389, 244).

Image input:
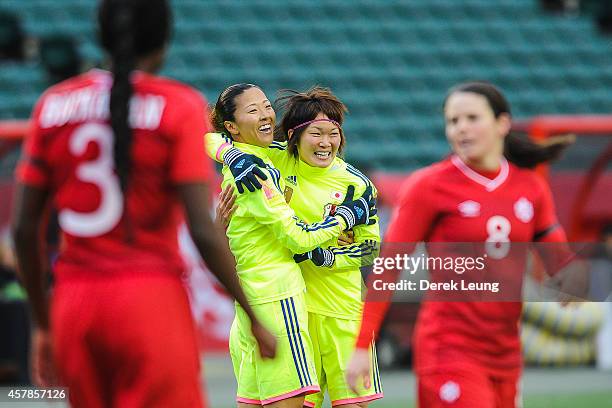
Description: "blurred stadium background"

(0, 0), (611, 407)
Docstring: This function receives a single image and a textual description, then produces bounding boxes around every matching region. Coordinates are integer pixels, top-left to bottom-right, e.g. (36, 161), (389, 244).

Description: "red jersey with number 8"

(16, 69), (212, 280)
(358, 155), (567, 377)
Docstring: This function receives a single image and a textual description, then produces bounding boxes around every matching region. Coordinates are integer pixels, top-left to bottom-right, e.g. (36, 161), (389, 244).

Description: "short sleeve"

(533, 174), (566, 242)
(531, 174), (574, 275)
(168, 90), (213, 183)
(15, 96), (50, 187)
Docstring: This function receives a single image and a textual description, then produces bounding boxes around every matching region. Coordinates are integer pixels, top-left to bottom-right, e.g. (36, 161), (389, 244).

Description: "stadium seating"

(1, 0), (611, 170)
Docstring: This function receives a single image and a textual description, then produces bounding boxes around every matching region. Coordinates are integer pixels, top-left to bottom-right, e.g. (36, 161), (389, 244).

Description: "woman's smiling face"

(296, 113), (342, 167)
(225, 87), (276, 147)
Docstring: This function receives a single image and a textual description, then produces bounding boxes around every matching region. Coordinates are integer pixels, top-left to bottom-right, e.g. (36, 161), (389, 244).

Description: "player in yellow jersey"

(209, 84), (376, 408)
(210, 87), (383, 408)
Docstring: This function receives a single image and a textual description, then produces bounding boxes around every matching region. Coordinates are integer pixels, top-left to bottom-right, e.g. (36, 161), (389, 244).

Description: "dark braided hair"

(210, 83), (260, 138)
(444, 81), (573, 168)
(98, 0), (171, 193)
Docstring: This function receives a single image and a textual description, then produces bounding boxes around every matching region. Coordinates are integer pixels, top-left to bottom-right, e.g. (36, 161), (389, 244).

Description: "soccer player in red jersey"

(346, 82), (574, 408)
(10, 1), (275, 407)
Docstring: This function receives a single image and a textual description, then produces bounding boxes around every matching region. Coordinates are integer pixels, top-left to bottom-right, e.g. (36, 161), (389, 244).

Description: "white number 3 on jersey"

(485, 215), (511, 259)
(58, 123), (123, 237)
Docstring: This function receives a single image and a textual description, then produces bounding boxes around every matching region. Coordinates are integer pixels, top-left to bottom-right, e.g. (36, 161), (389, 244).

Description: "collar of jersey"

(90, 68), (148, 84)
(232, 141), (270, 161)
(296, 156), (335, 178)
(451, 154), (509, 192)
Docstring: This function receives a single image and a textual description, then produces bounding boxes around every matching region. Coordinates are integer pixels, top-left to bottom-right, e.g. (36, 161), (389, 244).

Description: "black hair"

(276, 86), (348, 158)
(210, 83), (260, 138)
(445, 81), (572, 168)
(98, 0), (171, 194)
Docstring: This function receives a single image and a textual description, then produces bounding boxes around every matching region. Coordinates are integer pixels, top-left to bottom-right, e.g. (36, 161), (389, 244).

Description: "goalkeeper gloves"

(332, 185), (377, 229)
(224, 147), (268, 194)
(293, 247), (335, 267)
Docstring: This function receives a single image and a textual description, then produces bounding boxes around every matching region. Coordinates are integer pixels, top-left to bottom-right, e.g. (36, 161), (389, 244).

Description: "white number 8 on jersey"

(485, 215), (511, 259)
(58, 123), (124, 237)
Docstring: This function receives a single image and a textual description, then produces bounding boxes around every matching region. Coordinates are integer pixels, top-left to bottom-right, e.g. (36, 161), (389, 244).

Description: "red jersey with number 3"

(16, 69), (213, 280)
(358, 155), (567, 377)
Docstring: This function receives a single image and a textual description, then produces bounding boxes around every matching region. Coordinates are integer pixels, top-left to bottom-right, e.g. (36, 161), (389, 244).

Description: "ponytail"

(504, 133), (575, 168)
(97, 0), (170, 240)
(109, 2), (134, 194)
(209, 106), (226, 136)
(100, 0), (170, 192)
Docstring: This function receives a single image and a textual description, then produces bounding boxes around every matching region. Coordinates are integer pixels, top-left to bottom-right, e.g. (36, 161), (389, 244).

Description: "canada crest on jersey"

(514, 197), (534, 223)
(457, 200), (480, 218)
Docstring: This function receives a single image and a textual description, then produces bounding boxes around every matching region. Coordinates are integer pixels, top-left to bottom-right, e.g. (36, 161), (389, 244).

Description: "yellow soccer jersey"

(267, 142), (380, 319)
(207, 134), (380, 319)
(220, 141), (350, 305)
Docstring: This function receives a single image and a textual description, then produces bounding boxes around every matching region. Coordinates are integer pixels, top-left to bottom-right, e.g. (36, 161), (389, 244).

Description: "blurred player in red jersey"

(346, 81), (575, 408)
(10, 1), (275, 407)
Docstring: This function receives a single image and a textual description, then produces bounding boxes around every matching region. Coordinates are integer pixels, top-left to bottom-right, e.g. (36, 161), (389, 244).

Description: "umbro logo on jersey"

(458, 200), (480, 217)
(514, 197), (534, 223)
(286, 175), (297, 186)
(439, 381), (461, 403)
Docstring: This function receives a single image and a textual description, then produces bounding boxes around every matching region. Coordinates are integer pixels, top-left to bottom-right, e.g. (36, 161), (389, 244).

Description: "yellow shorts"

(304, 312), (383, 407)
(230, 292), (319, 405)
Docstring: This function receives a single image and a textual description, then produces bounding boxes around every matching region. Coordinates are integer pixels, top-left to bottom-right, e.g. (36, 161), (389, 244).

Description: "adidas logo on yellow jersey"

(285, 175), (298, 186)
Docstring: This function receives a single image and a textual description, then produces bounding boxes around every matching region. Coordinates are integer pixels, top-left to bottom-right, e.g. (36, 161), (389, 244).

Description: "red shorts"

(51, 273), (205, 408)
(417, 366), (520, 408)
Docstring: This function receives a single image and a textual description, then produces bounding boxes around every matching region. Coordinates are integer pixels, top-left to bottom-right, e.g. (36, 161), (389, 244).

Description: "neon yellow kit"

(217, 140), (359, 405)
(208, 133), (383, 407)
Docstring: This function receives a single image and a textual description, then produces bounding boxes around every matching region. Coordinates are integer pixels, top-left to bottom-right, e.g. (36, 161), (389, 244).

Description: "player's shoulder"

(207, 131), (233, 145)
(335, 158), (373, 188)
(509, 162), (550, 194)
(408, 159), (450, 187)
(395, 160), (449, 203)
(258, 162), (281, 181)
(37, 70), (101, 101)
(269, 140), (288, 151)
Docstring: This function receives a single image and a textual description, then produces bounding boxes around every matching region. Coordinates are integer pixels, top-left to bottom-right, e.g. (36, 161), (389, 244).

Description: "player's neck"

(464, 155), (501, 174)
(296, 156), (332, 177)
(134, 49), (166, 74)
(134, 59), (159, 74)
